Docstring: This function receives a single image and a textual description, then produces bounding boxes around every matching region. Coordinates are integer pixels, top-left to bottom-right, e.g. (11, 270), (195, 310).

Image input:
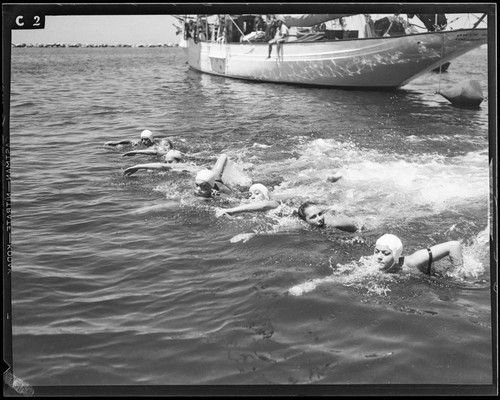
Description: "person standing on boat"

(364, 14), (375, 38)
(266, 17), (289, 59)
(264, 15), (276, 40)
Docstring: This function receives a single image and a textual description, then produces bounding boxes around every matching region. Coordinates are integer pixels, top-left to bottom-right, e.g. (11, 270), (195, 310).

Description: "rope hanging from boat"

(437, 32), (445, 93)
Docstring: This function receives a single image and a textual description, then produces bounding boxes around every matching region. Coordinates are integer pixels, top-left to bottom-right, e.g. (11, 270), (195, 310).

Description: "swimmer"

(123, 150), (183, 176)
(104, 129), (159, 148)
(374, 233), (463, 274)
(216, 183), (279, 216)
(297, 201), (358, 233)
(194, 154), (232, 199)
(121, 138), (175, 158)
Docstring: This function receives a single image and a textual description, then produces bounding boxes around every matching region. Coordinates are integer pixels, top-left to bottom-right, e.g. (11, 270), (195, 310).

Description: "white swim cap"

(140, 130), (154, 140)
(164, 150), (183, 163)
(376, 234), (403, 260)
(249, 183), (270, 200)
(195, 169), (215, 186)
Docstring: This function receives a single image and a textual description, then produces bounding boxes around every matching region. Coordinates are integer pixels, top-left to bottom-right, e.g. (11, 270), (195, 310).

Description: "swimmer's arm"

(230, 232), (257, 243)
(122, 149), (160, 157)
(220, 200), (279, 215)
(404, 241), (463, 272)
(216, 182), (233, 196)
(123, 163), (172, 176)
(327, 215), (358, 233)
(105, 139), (134, 146)
(211, 154), (228, 181)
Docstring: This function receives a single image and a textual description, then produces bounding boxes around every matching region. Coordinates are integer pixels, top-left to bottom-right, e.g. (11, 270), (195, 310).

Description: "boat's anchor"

(436, 79), (484, 109)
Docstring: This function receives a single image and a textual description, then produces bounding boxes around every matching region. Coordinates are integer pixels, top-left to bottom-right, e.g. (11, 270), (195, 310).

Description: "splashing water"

(436, 225), (490, 281)
(289, 226), (490, 297)
(289, 256), (404, 297)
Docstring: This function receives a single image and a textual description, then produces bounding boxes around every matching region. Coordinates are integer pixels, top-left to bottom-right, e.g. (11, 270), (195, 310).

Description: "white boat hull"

(187, 29), (487, 88)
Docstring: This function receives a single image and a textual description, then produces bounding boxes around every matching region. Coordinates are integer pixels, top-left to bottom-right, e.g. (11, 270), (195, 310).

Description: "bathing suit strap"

(425, 248), (433, 275)
(211, 181), (223, 197)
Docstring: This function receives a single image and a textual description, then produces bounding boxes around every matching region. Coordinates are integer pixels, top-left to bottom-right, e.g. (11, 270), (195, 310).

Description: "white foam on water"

(240, 138), (489, 228)
(289, 256), (401, 297)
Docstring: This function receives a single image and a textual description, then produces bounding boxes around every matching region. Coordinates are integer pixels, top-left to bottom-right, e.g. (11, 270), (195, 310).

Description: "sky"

(11, 15), (181, 46)
(9, 11), (488, 46)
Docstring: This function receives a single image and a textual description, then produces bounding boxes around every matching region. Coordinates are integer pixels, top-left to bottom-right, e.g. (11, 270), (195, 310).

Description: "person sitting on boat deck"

(194, 153), (232, 199)
(122, 150), (184, 176)
(297, 201), (358, 233)
(216, 183), (279, 217)
(104, 129), (161, 148)
(266, 17), (289, 59)
(374, 233), (463, 275)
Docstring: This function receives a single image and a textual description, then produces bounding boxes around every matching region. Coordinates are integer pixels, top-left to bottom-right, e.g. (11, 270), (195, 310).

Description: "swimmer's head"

(297, 202), (325, 228)
(195, 169), (215, 198)
(164, 150), (183, 163)
(140, 130), (154, 145)
(374, 234), (403, 272)
(249, 184), (270, 201)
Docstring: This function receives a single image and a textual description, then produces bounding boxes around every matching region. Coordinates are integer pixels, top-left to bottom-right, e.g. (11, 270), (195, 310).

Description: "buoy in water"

(437, 80), (484, 108)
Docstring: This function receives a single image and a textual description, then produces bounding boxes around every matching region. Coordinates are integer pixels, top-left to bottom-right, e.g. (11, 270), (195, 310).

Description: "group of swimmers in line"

(105, 130), (466, 278)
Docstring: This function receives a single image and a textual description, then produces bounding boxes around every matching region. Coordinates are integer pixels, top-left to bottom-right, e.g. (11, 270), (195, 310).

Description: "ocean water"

(7, 45), (493, 390)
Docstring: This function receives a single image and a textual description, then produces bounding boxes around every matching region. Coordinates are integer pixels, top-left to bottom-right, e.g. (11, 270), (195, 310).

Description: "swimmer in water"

(194, 154), (232, 199)
(297, 201), (358, 233)
(374, 233), (463, 274)
(104, 129), (160, 148)
(216, 183), (279, 216)
(121, 138), (175, 158)
(123, 150), (184, 176)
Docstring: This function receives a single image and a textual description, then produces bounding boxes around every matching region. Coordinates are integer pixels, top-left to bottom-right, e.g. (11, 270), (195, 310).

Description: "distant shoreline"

(11, 43), (180, 48)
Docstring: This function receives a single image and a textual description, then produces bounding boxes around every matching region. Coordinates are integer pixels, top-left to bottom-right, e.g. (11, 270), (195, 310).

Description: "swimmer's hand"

(122, 151), (139, 157)
(105, 140), (133, 147)
(215, 208), (229, 218)
(123, 166), (139, 176)
(327, 172), (343, 183)
(122, 149), (159, 157)
(230, 233), (256, 243)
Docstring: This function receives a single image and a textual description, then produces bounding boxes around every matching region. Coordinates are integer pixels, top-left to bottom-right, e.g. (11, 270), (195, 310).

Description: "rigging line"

(437, 32), (445, 93)
(472, 14), (487, 29)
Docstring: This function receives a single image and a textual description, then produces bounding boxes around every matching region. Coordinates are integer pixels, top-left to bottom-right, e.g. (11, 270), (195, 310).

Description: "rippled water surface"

(8, 45), (493, 390)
